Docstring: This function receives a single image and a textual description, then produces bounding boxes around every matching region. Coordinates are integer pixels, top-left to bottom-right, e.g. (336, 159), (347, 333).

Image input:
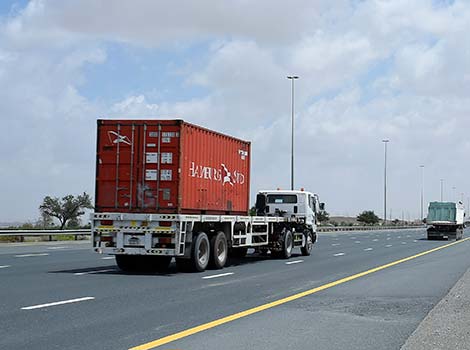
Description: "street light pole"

(420, 165), (424, 221)
(382, 140), (390, 225)
(440, 179), (444, 202)
(287, 75), (299, 191)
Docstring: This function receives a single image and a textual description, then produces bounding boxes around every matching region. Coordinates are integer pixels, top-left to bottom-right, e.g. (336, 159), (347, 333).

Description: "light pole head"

(287, 76), (299, 80)
(382, 139), (389, 143)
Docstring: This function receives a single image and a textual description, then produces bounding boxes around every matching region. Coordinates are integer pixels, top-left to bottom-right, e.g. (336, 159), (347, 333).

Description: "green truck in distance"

(426, 202), (465, 240)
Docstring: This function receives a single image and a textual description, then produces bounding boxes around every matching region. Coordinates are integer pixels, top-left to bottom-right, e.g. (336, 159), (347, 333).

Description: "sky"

(1, 0), (470, 223)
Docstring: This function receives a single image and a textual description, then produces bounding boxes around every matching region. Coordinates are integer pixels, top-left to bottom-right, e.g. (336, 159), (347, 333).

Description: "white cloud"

(1, 0), (470, 222)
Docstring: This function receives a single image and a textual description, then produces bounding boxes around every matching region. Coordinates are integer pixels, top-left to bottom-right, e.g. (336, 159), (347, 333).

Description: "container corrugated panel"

(427, 202), (456, 223)
(95, 119), (250, 215)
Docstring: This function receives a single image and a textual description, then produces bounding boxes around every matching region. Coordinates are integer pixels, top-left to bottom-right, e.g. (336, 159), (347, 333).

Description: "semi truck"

(426, 201), (465, 240)
(91, 119), (324, 272)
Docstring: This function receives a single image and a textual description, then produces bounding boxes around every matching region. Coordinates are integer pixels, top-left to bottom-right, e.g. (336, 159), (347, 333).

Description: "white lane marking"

(372, 239), (379, 242)
(21, 297), (95, 310)
(355, 241), (361, 244)
(15, 253), (49, 258)
(286, 260), (304, 265)
(334, 253), (345, 257)
(101, 256), (115, 260)
(397, 236), (402, 238)
(47, 246), (68, 250)
(0, 265), (11, 269)
(202, 272), (234, 280)
(413, 240), (418, 243)
(386, 237), (391, 240)
(386, 244), (393, 247)
(74, 269), (115, 276)
(364, 248), (373, 251)
(406, 235), (411, 238)
(332, 243), (340, 246)
(402, 242), (407, 244)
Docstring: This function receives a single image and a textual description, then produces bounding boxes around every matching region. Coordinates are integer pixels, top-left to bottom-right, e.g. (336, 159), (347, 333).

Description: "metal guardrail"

(0, 226), (423, 242)
(318, 225), (424, 232)
(0, 229), (90, 241)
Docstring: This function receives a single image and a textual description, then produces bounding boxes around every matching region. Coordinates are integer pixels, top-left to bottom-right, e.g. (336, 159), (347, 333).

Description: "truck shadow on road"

(48, 252), (300, 276)
(48, 265), (177, 277)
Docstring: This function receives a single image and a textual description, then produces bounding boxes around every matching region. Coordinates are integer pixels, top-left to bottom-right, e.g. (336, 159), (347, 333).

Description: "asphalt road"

(1, 228), (469, 350)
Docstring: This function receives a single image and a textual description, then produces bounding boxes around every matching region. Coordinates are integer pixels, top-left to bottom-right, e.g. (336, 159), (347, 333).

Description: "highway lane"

(0, 228), (469, 350)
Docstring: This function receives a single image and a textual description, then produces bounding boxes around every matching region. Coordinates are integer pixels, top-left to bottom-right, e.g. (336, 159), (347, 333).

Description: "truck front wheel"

(210, 231), (228, 269)
(301, 231), (314, 256)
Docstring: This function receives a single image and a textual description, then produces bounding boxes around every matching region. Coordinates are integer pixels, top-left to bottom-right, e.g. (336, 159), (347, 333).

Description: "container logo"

(108, 131), (132, 146)
(189, 162), (245, 186)
(238, 150), (248, 160)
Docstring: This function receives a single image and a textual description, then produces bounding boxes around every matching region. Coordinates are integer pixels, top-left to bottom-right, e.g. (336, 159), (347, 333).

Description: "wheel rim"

(306, 234), (313, 251)
(217, 239), (227, 263)
(286, 233), (293, 254)
(198, 238), (209, 266)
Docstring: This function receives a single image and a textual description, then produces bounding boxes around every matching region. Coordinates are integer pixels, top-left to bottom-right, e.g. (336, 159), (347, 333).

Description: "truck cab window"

(267, 195), (297, 204)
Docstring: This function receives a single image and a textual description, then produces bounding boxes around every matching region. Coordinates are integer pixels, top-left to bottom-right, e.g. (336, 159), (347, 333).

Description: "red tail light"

(159, 221), (172, 227)
(100, 220), (113, 225)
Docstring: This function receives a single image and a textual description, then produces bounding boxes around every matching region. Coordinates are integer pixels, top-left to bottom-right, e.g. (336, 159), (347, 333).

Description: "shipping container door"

(96, 122), (138, 211)
(139, 123), (180, 211)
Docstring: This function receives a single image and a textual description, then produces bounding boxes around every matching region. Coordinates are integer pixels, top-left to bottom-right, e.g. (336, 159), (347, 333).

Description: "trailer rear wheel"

(153, 256), (172, 271)
(209, 231), (228, 269)
(188, 232), (210, 272)
(115, 255), (138, 271)
(301, 231), (314, 256)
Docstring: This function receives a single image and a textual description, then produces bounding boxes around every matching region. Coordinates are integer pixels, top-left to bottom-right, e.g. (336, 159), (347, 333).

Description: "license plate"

(128, 237), (140, 245)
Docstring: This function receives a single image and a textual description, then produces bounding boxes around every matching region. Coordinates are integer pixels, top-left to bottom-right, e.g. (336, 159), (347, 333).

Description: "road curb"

(401, 264), (470, 350)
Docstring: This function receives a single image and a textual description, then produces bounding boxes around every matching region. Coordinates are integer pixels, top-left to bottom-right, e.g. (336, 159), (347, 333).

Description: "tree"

(39, 192), (93, 230)
(317, 210), (330, 223)
(36, 211), (54, 229)
(357, 210), (380, 225)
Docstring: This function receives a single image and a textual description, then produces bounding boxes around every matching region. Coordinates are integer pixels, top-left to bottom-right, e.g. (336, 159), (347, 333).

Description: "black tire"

(300, 231), (314, 256)
(230, 247), (248, 258)
(152, 256), (172, 272)
(115, 255), (138, 271)
(187, 232), (210, 272)
(281, 230), (293, 259)
(209, 232), (228, 269)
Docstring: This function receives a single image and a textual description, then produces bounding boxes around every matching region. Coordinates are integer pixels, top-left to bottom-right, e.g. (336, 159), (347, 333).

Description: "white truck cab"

(256, 189), (324, 227)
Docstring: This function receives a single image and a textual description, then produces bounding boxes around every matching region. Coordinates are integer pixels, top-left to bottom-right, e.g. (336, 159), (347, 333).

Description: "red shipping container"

(95, 119), (251, 215)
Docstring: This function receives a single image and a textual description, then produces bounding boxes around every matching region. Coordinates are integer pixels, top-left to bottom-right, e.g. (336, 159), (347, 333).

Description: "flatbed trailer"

(92, 207), (317, 272)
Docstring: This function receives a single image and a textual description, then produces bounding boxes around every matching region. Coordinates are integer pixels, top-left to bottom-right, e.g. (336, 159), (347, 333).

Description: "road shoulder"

(401, 264), (470, 350)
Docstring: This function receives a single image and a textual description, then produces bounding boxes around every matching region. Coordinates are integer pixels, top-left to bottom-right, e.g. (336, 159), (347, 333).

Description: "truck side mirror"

(319, 202), (325, 211)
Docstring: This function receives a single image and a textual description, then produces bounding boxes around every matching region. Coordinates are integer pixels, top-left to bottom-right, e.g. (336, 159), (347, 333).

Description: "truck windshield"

(267, 194), (297, 204)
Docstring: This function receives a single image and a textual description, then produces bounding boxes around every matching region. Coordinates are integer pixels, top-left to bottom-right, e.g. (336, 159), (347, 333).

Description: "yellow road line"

(130, 237), (470, 350)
